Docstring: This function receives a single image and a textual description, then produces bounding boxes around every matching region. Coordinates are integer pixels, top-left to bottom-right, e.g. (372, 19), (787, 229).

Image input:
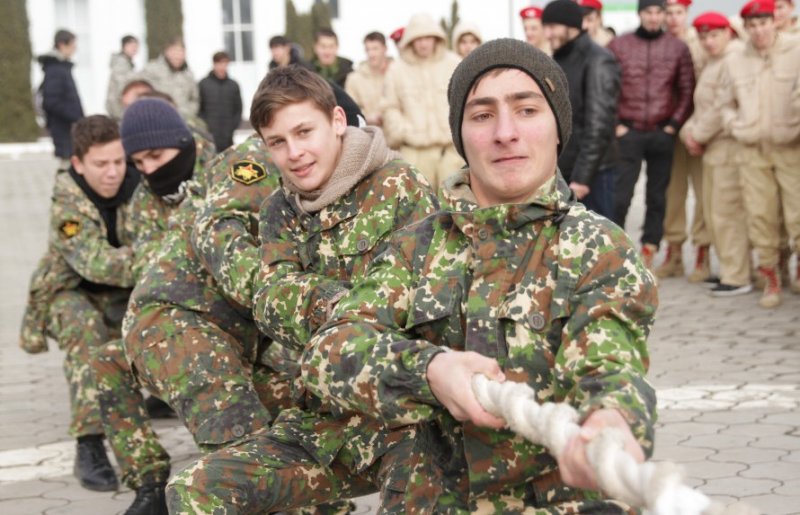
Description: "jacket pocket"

(405, 275), (462, 347)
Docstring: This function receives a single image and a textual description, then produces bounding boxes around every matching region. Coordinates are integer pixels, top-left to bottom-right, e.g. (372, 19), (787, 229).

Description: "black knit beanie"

(447, 38), (572, 161)
(638, 0), (665, 11)
(542, 0), (585, 30)
(120, 98), (193, 156)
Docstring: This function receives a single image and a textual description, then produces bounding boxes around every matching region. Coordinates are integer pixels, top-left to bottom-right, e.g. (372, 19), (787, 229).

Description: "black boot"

(144, 396), (177, 419)
(125, 481), (168, 515)
(73, 435), (119, 491)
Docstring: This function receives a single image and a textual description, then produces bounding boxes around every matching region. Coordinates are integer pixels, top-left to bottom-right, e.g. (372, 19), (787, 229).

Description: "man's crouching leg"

(166, 428), (374, 515)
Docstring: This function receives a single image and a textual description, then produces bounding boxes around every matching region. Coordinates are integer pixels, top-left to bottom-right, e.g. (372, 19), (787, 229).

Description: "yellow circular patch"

(230, 160), (267, 185)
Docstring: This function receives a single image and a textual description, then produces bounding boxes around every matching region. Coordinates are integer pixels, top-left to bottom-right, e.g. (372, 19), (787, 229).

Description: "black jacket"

(38, 54), (84, 158)
(198, 72), (243, 151)
(552, 32), (620, 186)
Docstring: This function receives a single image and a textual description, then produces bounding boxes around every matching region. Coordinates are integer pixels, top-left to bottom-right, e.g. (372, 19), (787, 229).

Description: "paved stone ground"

(0, 153), (798, 514)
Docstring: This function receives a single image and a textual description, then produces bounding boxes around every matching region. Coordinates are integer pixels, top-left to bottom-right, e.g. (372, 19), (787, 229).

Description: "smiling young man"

(19, 115), (140, 493)
(297, 39), (658, 512)
(166, 64), (439, 514)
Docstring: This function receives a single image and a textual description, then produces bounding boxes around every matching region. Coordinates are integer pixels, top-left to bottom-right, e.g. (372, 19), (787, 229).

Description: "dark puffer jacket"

(553, 32), (620, 186)
(198, 72), (242, 151)
(608, 28), (695, 132)
(38, 53), (84, 158)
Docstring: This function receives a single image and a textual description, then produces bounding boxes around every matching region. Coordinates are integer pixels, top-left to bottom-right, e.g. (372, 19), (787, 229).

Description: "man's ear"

(70, 155), (83, 175)
(332, 105), (347, 136)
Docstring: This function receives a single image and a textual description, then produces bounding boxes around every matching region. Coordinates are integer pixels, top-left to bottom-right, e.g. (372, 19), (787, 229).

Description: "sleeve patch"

(230, 160), (267, 185)
(59, 220), (81, 239)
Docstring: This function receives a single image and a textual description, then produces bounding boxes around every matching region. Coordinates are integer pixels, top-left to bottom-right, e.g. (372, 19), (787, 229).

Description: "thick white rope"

(471, 374), (758, 515)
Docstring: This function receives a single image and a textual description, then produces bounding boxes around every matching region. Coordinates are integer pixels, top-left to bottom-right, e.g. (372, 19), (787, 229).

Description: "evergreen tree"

(145, 0), (183, 59)
(0, 0), (40, 142)
(285, 0), (332, 59)
(440, 0), (461, 49)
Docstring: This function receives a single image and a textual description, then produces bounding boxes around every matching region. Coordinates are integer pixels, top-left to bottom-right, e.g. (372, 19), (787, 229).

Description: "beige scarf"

(283, 126), (402, 213)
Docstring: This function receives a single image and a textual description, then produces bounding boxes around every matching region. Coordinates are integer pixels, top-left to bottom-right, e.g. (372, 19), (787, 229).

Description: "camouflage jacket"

(124, 136), (279, 361)
(191, 134), (278, 311)
(303, 170), (658, 500)
(128, 136), (217, 281)
(253, 159), (439, 352)
(19, 171), (136, 353)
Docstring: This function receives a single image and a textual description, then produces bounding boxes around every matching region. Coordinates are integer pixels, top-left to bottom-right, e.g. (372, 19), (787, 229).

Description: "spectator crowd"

(26, 0), (799, 514)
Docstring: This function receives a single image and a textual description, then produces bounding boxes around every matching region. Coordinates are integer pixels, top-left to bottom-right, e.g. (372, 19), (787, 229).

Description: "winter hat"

(740, 0), (774, 18)
(120, 98), (193, 156)
(447, 38), (572, 161)
(638, 0), (666, 11)
(542, 0), (586, 29)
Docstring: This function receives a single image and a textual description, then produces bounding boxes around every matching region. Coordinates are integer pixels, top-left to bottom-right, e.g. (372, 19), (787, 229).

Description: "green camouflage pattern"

(166, 158), (439, 514)
(300, 169), (658, 511)
(119, 135), (287, 452)
(94, 337), (170, 488)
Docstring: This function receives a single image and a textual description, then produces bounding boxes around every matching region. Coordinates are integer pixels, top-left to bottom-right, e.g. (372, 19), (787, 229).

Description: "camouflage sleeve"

(553, 219), (658, 457)
(51, 203), (134, 287)
(301, 235), (447, 429)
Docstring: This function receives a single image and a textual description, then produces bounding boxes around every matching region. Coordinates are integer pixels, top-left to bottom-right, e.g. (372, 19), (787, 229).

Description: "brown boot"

(641, 243), (658, 271)
(779, 247), (791, 287)
(656, 243), (683, 279)
(757, 266), (782, 308)
(687, 245), (711, 283)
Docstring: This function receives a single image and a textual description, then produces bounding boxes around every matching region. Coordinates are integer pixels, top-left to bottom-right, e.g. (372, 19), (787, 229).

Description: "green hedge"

(0, 0), (40, 142)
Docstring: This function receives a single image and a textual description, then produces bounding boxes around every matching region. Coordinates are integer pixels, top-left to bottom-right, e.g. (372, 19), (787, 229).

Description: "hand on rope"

(470, 374), (759, 515)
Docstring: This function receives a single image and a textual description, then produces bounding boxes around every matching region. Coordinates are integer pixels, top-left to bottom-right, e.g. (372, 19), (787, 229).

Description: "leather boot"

(655, 243), (683, 279)
(757, 266), (782, 309)
(74, 435), (118, 492)
(125, 480), (168, 515)
(687, 245), (711, 283)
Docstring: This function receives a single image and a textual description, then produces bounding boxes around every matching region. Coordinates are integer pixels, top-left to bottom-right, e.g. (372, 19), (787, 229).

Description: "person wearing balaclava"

(120, 97), (217, 277)
(607, 0), (695, 271)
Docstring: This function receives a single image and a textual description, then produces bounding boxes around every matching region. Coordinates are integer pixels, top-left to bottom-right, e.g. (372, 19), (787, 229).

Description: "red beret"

(692, 11), (731, 32)
(389, 27), (404, 43)
(740, 0), (775, 18)
(579, 0), (603, 10)
(666, 0), (692, 6)
(519, 6), (544, 19)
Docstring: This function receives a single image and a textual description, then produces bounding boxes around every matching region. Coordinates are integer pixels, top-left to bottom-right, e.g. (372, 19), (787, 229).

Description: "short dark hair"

(213, 51), (231, 63)
(269, 35), (290, 48)
(364, 31), (386, 46)
(121, 79), (154, 97)
(250, 65), (336, 130)
(54, 29), (76, 49)
(314, 28), (338, 43)
(138, 89), (177, 107)
(121, 35), (137, 48)
(71, 115), (120, 160)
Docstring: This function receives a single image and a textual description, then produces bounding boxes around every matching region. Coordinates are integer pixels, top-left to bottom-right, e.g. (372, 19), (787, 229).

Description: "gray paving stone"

(702, 477), (782, 497)
(751, 435), (800, 451)
(0, 479), (68, 500)
(774, 479), (800, 497)
(683, 433), (754, 450)
(657, 422), (727, 436)
(721, 423), (793, 437)
(741, 462), (800, 481)
(740, 494), (800, 515)
(709, 448), (787, 465)
(653, 445), (715, 463)
(684, 460), (747, 480)
(0, 497), (67, 515)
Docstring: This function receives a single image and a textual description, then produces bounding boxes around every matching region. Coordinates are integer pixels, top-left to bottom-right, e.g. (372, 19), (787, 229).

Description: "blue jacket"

(38, 53), (84, 158)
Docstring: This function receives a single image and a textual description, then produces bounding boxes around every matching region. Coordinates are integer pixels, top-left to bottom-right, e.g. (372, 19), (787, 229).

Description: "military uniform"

(93, 136), (281, 491)
(714, 32), (800, 302)
(166, 129), (439, 514)
(682, 39), (750, 288)
(300, 171), (657, 512)
(20, 168), (137, 437)
(659, 26), (710, 281)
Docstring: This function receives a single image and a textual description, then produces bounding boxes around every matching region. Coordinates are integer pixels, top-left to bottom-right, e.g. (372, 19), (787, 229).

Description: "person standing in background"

(38, 29), (84, 169)
(141, 38), (200, 120)
(657, 0), (712, 283)
(106, 35), (139, 121)
(311, 28), (354, 88)
(198, 51), (242, 151)
(453, 21), (483, 58)
(520, 6), (552, 54)
(579, 0), (615, 46)
(607, 0), (695, 270)
(345, 31), (392, 126)
(774, 0), (800, 36)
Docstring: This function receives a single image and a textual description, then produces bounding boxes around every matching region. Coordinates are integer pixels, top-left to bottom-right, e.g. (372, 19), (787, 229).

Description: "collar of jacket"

(553, 31), (590, 59)
(440, 168), (574, 233)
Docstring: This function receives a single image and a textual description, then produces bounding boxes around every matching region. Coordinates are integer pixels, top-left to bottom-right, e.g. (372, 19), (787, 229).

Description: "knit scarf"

(283, 126), (401, 213)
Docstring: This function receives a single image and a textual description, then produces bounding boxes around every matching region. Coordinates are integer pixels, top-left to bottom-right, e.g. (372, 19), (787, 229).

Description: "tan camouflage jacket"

(19, 171), (136, 353)
(303, 170), (658, 503)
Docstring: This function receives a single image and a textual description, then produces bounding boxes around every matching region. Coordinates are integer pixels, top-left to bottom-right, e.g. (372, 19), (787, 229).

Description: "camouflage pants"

(166, 421), (414, 514)
(46, 288), (124, 437)
(93, 338), (170, 489)
(125, 307), (288, 450)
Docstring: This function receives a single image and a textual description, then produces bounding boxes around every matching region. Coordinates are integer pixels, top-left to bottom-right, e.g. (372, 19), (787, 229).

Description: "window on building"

(222, 0), (254, 62)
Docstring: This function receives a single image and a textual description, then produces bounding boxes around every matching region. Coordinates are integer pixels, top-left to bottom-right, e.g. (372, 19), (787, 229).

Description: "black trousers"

(612, 129), (676, 246)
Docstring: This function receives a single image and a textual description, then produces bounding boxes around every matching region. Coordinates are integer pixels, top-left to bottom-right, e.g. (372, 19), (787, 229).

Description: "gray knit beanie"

(120, 98), (193, 156)
(447, 38), (572, 162)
